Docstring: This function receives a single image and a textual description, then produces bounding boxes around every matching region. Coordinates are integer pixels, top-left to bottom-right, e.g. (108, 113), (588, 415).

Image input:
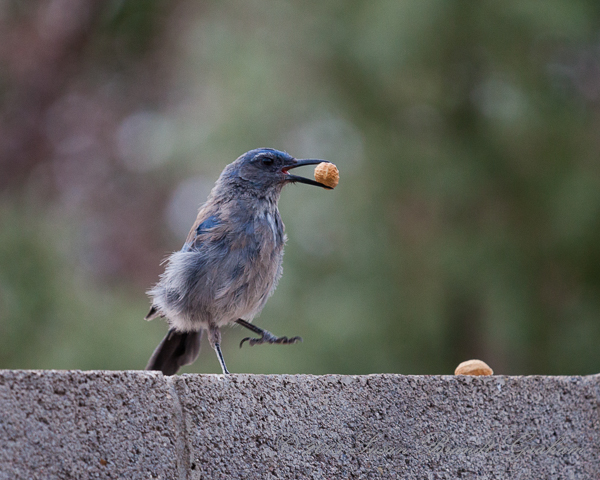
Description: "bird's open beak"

(282, 159), (333, 189)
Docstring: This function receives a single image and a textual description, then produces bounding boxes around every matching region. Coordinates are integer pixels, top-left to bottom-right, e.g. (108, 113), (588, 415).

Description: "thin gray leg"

(208, 325), (230, 374)
(235, 319), (302, 348)
(214, 342), (230, 374)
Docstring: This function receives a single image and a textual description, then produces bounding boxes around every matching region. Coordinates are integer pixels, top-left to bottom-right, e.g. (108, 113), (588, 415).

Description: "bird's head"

(221, 148), (332, 195)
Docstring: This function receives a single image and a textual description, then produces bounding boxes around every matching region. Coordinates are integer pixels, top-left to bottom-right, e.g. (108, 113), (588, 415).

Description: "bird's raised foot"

(239, 332), (302, 348)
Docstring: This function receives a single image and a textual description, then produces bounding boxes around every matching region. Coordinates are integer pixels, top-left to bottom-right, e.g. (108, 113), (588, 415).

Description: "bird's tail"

(146, 328), (202, 376)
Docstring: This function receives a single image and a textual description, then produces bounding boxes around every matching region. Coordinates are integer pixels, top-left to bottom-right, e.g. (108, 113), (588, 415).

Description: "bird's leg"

(208, 325), (230, 374)
(235, 319), (302, 348)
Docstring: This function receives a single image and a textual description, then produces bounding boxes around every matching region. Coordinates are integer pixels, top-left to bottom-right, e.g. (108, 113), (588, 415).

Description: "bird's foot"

(239, 331), (302, 348)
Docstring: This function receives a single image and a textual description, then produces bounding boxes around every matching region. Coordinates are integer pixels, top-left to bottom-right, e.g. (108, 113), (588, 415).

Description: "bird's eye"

(261, 157), (274, 166)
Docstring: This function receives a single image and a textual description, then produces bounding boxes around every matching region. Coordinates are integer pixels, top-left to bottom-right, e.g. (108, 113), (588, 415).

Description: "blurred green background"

(1, 0), (599, 375)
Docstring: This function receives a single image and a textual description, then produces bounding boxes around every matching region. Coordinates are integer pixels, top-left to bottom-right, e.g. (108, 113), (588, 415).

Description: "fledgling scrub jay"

(145, 148), (332, 375)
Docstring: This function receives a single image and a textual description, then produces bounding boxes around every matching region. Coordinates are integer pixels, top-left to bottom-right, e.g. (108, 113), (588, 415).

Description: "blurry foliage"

(0, 0), (599, 375)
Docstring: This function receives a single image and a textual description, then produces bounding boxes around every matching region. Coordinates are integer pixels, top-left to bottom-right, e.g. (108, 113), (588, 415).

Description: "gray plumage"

(145, 148), (331, 375)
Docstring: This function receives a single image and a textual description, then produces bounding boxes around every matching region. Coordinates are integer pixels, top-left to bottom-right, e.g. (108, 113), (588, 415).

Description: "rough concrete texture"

(0, 371), (598, 479)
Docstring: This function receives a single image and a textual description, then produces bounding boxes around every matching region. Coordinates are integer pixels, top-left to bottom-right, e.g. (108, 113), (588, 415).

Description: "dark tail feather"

(146, 328), (202, 375)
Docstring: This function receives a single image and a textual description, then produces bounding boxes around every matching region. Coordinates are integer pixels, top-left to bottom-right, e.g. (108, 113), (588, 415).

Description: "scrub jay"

(145, 148), (332, 375)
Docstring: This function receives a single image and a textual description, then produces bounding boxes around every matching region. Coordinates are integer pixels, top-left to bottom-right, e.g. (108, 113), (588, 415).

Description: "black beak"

(283, 159), (333, 189)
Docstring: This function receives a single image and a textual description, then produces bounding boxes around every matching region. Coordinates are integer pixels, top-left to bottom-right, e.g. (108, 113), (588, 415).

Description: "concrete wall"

(1, 370), (598, 479)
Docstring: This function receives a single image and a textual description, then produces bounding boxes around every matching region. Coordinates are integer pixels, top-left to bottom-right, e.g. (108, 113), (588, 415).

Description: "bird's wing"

(183, 210), (221, 251)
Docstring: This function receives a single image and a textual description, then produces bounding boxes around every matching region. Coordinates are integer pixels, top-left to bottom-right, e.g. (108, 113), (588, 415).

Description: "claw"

(239, 334), (303, 348)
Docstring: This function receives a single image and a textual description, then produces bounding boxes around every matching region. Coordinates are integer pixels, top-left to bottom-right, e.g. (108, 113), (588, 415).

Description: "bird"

(144, 148), (332, 375)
